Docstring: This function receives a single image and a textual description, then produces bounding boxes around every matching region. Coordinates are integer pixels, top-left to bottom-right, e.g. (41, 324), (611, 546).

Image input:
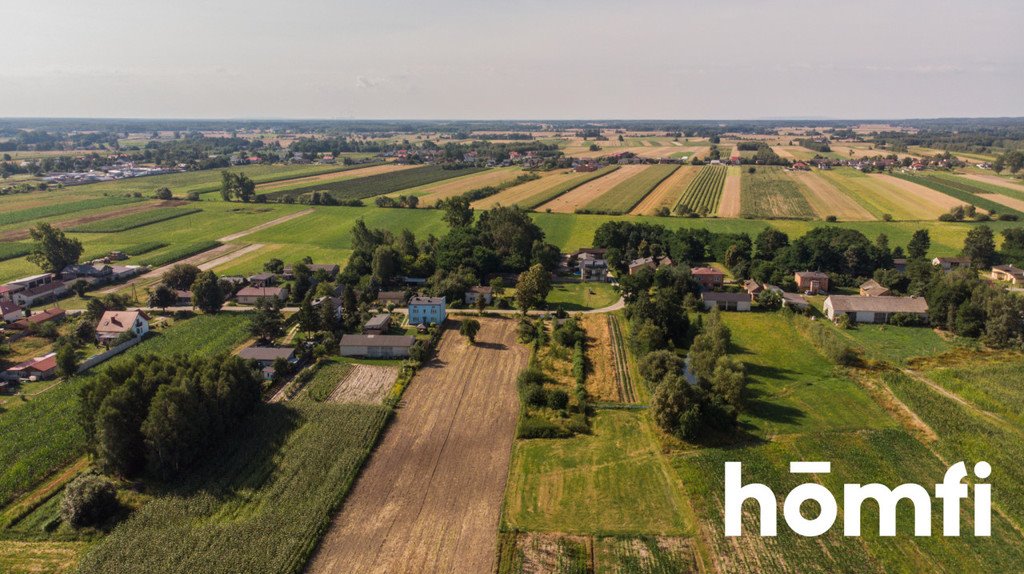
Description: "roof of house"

(933, 257), (971, 264)
(17, 280), (65, 298)
(6, 352), (57, 374)
(466, 286), (492, 294)
(701, 292), (751, 303)
(377, 290), (407, 300)
(826, 295), (928, 314)
(409, 296), (445, 306)
(628, 256), (655, 268)
(365, 314), (391, 328)
(795, 271), (829, 279)
(13, 308), (65, 327)
(96, 310), (149, 334)
(860, 279), (885, 290)
(236, 286), (287, 297)
(692, 266), (724, 277)
(339, 334), (416, 348)
(248, 272), (276, 281)
(782, 292), (809, 306)
(993, 264), (1024, 276)
(742, 279), (763, 292)
(237, 346), (295, 362)
(0, 300), (20, 316)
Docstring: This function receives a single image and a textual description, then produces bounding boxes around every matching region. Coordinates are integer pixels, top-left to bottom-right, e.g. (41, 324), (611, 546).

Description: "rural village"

(1, 117), (1024, 574)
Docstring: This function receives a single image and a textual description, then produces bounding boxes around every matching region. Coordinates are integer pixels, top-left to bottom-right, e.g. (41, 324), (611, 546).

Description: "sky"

(2, 0), (1023, 120)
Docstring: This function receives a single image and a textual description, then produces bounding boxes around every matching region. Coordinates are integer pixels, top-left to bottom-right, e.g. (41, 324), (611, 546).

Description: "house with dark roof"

(627, 256), (672, 275)
(237, 345), (297, 379)
(235, 286), (289, 305)
(932, 256), (971, 271)
(781, 292), (810, 311)
(992, 264), (1024, 285)
(701, 292), (751, 311)
(824, 295), (928, 324)
(339, 334), (415, 359)
(377, 290), (408, 306)
(247, 272), (277, 288)
(1, 300), (21, 323)
(364, 313), (392, 335)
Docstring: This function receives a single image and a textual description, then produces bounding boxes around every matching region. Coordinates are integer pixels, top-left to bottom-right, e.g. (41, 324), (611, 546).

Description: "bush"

(547, 389), (570, 410)
(552, 318), (585, 347)
(518, 415), (570, 439)
(60, 473), (119, 528)
(889, 312), (927, 327)
(524, 384), (548, 407)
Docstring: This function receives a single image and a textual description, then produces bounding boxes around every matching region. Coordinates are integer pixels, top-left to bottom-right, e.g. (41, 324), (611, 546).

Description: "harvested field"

(471, 170), (577, 209)
(328, 364), (398, 404)
(0, 541), (86, 574)
(958, 173), (1024, 193)
(540, 165), (647, 213)
(254, 163), (408, 192)
(583, 164), (679, 214)
(978, 193), (1024, 212)
(403, 167), (527, 206)
(717, 166), (742, 217)
(307, 319), (529, 574)
(581, 315), (618, 401)
(787, 170), (875, 221)
(871, 173), (963, 214)
(771, 146), (798, 160)
(630, 165), (699, 215)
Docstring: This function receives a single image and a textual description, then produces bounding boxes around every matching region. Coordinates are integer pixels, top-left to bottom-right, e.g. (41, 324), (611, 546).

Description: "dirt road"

(217, 208), (313, 242)
(306, 319), (529, 574)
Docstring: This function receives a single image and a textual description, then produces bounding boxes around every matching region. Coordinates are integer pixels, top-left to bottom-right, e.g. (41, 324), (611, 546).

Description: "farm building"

(691, 267), (725, 290)
(991, 264), (1024, 285)
(823, 295), (929, 324)
(6, 308), (66, 331)
(701, 292), (751, 312)
(464, 286), (493, 305)
(174, 290), (193, 306)
(408, 296), (447, 326)
(96, 310), (150, 345)
(0, 273), (68, 307)
(377, 290), (408, 306)
(339, 334), (415, 359)
(247, 272), (277, 288)
(2, 352), (58, 382)
(932, 257), (971, 271)
(235, 286), (289, 305)
(1, 300), (21, 323)
(237, 346), (297, 380)
(284, 263), (339, 278)
(364, 313), (392, 335)
(781, 292), (810, 311)
(794, 271), (830, 294)
(859, 279), (892, 297)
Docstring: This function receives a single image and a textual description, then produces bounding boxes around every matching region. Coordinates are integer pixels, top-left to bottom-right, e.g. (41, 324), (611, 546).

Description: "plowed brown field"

(306, 319), (529, 574)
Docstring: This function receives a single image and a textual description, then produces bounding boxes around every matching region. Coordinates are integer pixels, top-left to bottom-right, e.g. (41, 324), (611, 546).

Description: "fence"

(77, 335), (143, 373)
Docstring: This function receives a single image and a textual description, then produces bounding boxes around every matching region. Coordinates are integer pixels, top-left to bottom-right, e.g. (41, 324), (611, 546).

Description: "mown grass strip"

(69, 207), (203, 233)
(139, 241), (220, 267)
(890, 172), (1024, 217)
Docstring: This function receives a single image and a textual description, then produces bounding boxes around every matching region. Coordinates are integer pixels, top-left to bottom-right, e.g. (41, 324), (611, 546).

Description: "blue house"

(408, 296), (447, 326)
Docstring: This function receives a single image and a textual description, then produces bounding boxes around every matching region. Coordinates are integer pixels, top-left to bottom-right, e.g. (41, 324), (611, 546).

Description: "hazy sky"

(3, 0), (1022, 120)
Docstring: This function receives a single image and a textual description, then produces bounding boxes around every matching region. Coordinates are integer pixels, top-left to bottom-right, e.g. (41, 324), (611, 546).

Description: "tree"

(907, 229), (931, 260)
(318, 296), (340, 333)
(459, 318), (481, 343)
(60, 473), (119, 528)
(756, 289), (782, 310)
(28, 223), (83, 273)
(638, 350), (685, 386)
(191, 271), (223, 313)
(962, 225), (996, 268)
(710, 356), (746, 410)
(71, 279), (89, 297)
(161, 263), (200, 290)
(250, 297), (284, 341)
(754, 227), (789, 260)
(149, 283), (177, 311)
(475, 294), (487, 315)
(489, 276), (505, 297)
(438, 196), (473, 228)
(56, 341), (78, 377)
(154, 187), (173, 200)
(264, 258), (284, 274)
(220, 171), (256, 202)
(297, 294), (318, 334)
(515, 264), (551, 313)
(652, 374), (704, 440)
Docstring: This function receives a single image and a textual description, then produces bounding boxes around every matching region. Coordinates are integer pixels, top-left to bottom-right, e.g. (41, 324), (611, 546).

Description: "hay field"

(787, 170), (875, 221)
(470, 170), (573, 209)
(816, 168), (955, 220)
(327, 364), (398, 404)
(581, 315), (619, 402)
(739, 166), (816, 219)
(717, 166), (742, 217)
(539, 165), (648, 213)
(872, 173), (963, 214)
(254, 163), (410, 193)
(630, 165), (700, 215)
(978, 193), (1024, 212)
(307, 320), (529, 574)
(582, 164), (679, 214)
(958, 172), (1024, 194)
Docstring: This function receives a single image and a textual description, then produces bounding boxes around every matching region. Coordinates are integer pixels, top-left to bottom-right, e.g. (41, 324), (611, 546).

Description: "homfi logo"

(724, 461), (991, 537)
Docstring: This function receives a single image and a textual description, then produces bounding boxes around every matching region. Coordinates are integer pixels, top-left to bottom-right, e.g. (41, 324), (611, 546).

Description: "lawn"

(831, 322), (962, 365)
(504, 409), (692, 535)
(739, 166), (815, 219)
(545, 281), (619, 311)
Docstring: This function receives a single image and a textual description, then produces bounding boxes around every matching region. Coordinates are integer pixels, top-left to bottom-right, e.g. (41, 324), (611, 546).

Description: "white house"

(339, 334), (415, 359)
(464, 286), (493, 305)
(95, 310), (150, 344)
(701, 292), (752, 312)
(823, 295), (929, 324)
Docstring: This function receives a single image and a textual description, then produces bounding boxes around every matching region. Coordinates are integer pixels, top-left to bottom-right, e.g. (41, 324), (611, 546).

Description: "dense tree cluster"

(28, 223), (83, 273)
(219, 171), (256, 202)
(79, 354), (261, 479)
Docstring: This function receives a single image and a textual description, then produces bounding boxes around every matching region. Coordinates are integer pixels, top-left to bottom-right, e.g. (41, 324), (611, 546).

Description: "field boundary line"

(217, 208), (314, 242)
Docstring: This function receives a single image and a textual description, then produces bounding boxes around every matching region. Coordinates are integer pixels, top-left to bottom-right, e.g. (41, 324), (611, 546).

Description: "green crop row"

(69, 207), (203, 233)
(0, 243), (31, 262)
(525, 166), (620, 210)
(139, 241), (220, 267)
(0, 196), (142, 227)
(263, 165), (486, 202)
(891, 172), (1024, 217)
(676, 165), (726, 214)
(583, 164), (679, 214)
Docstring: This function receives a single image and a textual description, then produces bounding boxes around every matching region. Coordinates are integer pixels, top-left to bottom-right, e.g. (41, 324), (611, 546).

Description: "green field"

(0, 243), (31, 262)
(890, 172), (1024, 217)
(816, 167), (933, 220)
(582, 164), (679, 214)
(939, 173), (1024, 202)
(69, 207), (203, 233)
(0, 313), (252, 510)
(138, 240), (221, 267)
(262, 165), (486, 202)
(0, 196), (142, 228)
(739, 167), (815, 219)
(525, 166), (620, 210)
(76, 402), (389, 574)
(676, 164), (726, 213)
(832, 322), (962, 365)
(504, 409), (692, 535)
